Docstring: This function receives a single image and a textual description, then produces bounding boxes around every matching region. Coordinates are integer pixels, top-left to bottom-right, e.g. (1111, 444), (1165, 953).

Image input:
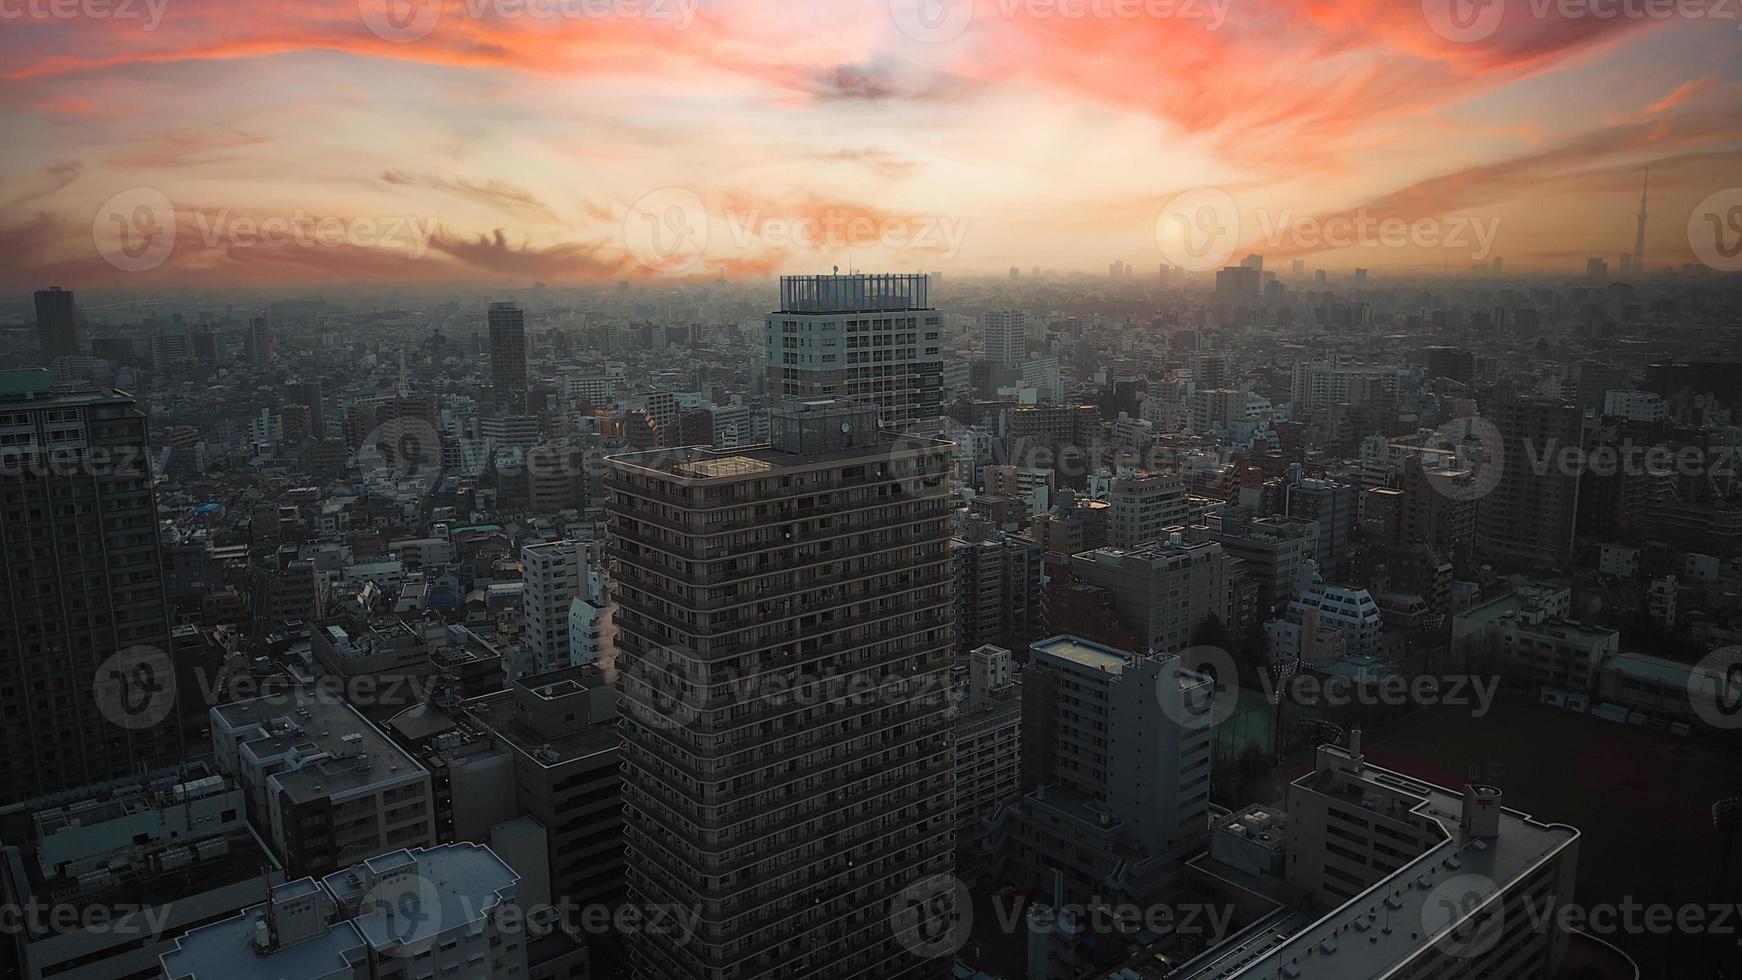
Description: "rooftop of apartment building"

(160, 877), (363, 980)
(1174, 743), (1579, 980)
(0, 368), (138, 408)
(461, 664), (619, 768)
(1076, 532), (1222, 568)
(1, 764), (280, 920)
(326, 844), (518, 951)
(1032, 634), (1132, 673)
(161, 844), (518, 980)
(608, 430), (954, 481)
(215, 691), (428, 803)
(1458, 592), (1616, 646)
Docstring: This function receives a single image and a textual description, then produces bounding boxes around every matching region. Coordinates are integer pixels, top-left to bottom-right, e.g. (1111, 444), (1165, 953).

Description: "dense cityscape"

(3, 2), (1742, 980)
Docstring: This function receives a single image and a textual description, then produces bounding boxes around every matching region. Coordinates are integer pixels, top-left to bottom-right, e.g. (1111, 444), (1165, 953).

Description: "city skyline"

(3, 1), (1741, 288)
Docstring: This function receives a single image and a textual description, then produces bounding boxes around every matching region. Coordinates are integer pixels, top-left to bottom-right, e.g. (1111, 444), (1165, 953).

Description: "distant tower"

(1632, 170), (1648, 276)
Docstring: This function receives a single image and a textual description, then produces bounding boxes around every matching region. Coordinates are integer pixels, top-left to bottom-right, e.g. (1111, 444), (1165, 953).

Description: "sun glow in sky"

(2, 0), (1740, 287)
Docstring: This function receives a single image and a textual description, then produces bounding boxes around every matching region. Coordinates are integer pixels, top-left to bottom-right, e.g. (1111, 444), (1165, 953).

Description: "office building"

(0, 765), (281, 980)
(607, 398), (956, 979)
(1175, 734), (1581, 979)
(763, 274), (944, 432)
(991, 636), (1214, 905)
(1068, 535), (1231, 654)
(1285, 478), (1357, 581)
(489, 301), (529, 413)
(460, 666), (624, 913)
(211, 691), (436, 878)
(0, 371), (181, 806)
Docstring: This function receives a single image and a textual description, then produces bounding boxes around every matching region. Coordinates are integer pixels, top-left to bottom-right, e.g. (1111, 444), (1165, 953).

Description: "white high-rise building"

(982, 308), (1026, 366)
(763, 274), (945, 432)
(522, 540), (583, 673)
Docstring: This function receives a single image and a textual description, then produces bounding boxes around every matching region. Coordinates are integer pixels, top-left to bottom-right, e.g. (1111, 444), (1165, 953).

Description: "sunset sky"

(3, 0), (1740, 287)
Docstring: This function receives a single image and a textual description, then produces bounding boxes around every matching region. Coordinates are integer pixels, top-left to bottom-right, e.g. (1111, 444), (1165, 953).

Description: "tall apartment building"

(0, 371), (181, 805)
(33, 287), (79, 360)
(952, 537), (1004, 655)
(522, 540), (583, 674)
(992, 636), (1214, 905)
(1477, 399), (1582, 566)
(953, 645), (1021, 874)
(1106, 472), (1187, 549)
(607, 398), (956, 979)
(1068, 535), (1231, 654)
(763, 274), (944, 432)
(1290, 358), (1396, 411)
(981, 309), (1026, 366)
(488, 301), (529, 413)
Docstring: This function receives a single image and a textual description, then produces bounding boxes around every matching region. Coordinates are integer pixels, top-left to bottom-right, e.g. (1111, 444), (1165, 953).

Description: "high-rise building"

(33, 287), (79, 360)
(607, 398), (956, 979)
(1106, 472), (1187, 550)
(522, 540), (583, 674)
(488, 301), (529, 413)
(763, 274), (944, 432)
(0, 371), (181, 806)
(244, 314), (274, 366)
(982, 309), (1026, 367)
(1476, 399), (1582, 566)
